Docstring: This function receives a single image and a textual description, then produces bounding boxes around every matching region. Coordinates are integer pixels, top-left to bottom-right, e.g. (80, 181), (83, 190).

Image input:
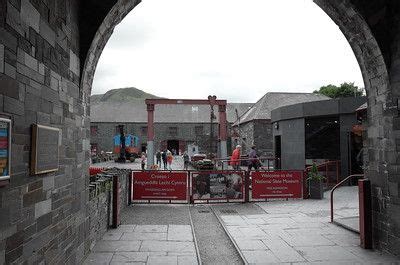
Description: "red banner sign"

(132, 171), (188, 201)
(251, 171), (303, 199)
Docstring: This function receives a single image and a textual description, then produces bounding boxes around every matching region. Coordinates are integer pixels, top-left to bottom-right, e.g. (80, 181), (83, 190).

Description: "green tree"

(313, 82), (364, 98)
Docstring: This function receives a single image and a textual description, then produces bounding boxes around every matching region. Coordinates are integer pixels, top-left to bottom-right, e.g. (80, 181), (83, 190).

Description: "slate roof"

(235, 92), (330, 125)
(90, 101), (253, 123)
(356, 102), (367, 112)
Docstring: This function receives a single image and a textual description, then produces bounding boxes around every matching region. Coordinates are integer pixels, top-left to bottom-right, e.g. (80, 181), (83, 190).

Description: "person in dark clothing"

(247, 145), (260, 171)
(156, 150), (162, 168)
(161, 150), (167, 170)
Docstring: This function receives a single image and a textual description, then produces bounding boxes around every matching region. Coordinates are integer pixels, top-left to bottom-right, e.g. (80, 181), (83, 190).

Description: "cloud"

(92, 0), (364, 103)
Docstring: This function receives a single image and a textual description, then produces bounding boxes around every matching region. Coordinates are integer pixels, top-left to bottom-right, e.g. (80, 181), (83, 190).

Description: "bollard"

(359, 179), (372, 249)
(112, 175), (121, 228)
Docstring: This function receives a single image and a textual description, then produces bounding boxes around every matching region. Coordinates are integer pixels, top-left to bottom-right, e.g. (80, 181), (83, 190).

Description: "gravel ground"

(190, 205), (244, 265)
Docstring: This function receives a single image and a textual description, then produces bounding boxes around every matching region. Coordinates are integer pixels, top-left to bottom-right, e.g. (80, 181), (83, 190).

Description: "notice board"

(31, 124), (60, 175)
(132, 171), (188, 202)
(0, 118), (11, 181)
(251, 170), (303, 200)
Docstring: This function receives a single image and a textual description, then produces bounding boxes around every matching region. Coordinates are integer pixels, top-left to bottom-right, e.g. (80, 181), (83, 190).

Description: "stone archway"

(80, 0), (399, 254)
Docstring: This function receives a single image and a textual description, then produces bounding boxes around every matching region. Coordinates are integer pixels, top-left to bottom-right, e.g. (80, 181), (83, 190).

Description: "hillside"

(90, 87), (161, 103)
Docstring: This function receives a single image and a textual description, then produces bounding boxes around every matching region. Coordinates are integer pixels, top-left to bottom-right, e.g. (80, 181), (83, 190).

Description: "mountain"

(90, 87), (161, 103)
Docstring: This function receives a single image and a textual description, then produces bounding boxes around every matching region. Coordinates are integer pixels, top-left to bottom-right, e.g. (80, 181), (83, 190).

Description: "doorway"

(275, 136), (282, 169)
(167, 140), (179, 155)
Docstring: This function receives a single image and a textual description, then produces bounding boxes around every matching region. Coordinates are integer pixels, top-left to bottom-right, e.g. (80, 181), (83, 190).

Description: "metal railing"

(213, 156), (280, 170)
(330, 174), (364, 223)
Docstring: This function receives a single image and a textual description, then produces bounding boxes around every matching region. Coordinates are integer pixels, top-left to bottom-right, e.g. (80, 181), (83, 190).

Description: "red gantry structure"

(145, 96), (228, 168)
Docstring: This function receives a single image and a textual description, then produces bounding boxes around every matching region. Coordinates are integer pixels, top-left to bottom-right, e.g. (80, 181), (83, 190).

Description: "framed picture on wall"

(0, 118), (11, 181)
(31, 124), (61, 175)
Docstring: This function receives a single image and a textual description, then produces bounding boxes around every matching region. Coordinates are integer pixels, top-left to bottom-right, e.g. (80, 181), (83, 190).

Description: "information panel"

(31, 124), (60, 175)
(192, 171), (244, 202)
(132, 171), (188, 202)
(0, 118), (11, 181)
(251, 171), (303, 200)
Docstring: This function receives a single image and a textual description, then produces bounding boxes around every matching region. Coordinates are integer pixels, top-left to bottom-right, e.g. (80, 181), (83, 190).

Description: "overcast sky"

(92, 0), (364, 103)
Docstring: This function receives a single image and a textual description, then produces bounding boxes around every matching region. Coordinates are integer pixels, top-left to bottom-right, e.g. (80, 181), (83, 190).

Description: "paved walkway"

(219, 189), (399, 264)
(85, 162), (399, 264)
(84, 224), (198, 265)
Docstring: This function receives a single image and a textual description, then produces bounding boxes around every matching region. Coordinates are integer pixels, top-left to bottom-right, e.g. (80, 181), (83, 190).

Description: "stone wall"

(234, 120), (273, 156)
(0, 0), (89, 263)
(314, 0), (400, 255)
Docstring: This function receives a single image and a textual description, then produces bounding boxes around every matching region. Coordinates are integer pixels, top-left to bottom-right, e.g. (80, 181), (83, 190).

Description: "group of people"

(140, 144), (259, 171)
(229, 144), (260, 171)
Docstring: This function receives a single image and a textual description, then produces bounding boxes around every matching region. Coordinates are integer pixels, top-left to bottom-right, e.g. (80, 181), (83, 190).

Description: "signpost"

(132, 171), (188, 203)
(251, 171), (303, 200)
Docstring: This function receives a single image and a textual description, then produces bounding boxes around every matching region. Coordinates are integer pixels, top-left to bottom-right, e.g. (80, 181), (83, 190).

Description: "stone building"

(0, 0), (399, 263)
(232, 92), (329, 156)
(90, 101), (252, 156)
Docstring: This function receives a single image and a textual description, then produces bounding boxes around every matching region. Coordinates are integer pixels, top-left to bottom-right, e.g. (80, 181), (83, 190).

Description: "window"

(90, 126), (98, 136)
(141, 126), (147, 135)
(168, 127), (178, 136)
(195, 126), (203, 136)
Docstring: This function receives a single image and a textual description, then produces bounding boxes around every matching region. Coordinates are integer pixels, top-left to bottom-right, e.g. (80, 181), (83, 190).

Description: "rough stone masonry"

(0, 0), (399, 264)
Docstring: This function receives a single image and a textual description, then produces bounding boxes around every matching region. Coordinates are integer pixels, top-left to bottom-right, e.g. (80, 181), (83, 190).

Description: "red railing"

(330, 174), (364, 223)
(305, 160), (341, 187)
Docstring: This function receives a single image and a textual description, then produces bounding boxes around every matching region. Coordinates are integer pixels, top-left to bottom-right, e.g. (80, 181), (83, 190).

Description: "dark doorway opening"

(141, 143), (147, 153)
(167, 140), (179, 155)
(275, 136), (281, 169)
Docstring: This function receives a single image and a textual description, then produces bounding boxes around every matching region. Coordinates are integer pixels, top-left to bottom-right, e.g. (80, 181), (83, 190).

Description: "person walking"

(230, 145), (241, 170)
(161, 150), (167, 170)
(156, 150), (162, 168)
(167, 150), (173, 170)
(183, 151), (189, 170)
(247, 145), (259, 171)
(140, 152), (146, 170)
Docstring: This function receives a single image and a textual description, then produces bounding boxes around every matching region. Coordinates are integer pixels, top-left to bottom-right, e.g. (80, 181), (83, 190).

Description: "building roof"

(235, 92), (330, 125)
(90, 102), (253, 124)
(356, 102), (367, 112)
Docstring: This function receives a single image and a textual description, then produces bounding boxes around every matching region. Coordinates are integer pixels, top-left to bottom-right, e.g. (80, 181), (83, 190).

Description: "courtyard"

(84, 186), (399, 264)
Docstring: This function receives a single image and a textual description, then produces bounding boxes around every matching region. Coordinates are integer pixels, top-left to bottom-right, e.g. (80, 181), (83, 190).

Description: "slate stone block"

(0, 44), (4, 73)
(6, 230), (24, 252)
(4, 62), (16, 78)
(34, 199), (51, 219)
(39, 19), (55, 47)
(20, 0), (40, 33)
(35, 209), (52, 232)
(23, 189), (44, 207)
(0, 27), (18, 52)
(0, 73), (19, 99)
(4, 95), (23, 115)
(5, 245), (22, 264)
(4, 47), (16, 66)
